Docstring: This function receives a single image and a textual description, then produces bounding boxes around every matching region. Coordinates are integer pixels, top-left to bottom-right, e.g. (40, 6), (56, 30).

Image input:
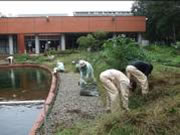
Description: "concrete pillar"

(8, 35), (14, 55)
(61, 34), (66, 51)
(138, 33), (142, 44)
(35, 35), (40, 54)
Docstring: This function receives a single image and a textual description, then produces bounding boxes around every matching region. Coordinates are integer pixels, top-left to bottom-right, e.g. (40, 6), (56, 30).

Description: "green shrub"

(144, 45), (180, 66)
(99, 36), (148, 71)
(57, 49), (80, 55)
(176, 41), (180, 49)
(76, 31), (108, 51)
(76, 34), (96, 50)
(15, 54), (30, 62)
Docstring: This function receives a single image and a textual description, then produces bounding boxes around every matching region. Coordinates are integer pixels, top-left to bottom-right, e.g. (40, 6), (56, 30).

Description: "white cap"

(79, 60), (86, 68)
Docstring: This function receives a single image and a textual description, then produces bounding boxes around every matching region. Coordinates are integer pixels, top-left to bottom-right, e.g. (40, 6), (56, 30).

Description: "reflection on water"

(0, 67), (52, 135)
(10, 69), (15, 89)
(0, 103), (43, 135)
(0, 67), (51, 101)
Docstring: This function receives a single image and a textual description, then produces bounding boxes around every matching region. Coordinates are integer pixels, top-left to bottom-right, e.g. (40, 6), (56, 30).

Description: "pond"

(0, 67), (52, 135)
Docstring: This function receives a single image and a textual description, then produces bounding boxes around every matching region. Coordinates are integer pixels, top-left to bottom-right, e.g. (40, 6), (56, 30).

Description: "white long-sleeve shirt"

(79, 60), (95, 85)
(100, 69), (130, 88)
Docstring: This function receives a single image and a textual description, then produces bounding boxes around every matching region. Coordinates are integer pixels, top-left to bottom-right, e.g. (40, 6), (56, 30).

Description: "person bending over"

(100, 69), (131, 113)
(78, 60), (96, 87)
(126, 61), (153, 95)
(77, 60), (98, 96)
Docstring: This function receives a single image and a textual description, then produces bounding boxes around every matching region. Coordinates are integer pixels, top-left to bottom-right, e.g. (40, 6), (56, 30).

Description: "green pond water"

(0, 67), (52, 135)
(0, 67), (51, 101)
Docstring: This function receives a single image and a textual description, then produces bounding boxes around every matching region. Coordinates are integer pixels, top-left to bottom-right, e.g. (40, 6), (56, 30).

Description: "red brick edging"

(0, 64), (59, 135)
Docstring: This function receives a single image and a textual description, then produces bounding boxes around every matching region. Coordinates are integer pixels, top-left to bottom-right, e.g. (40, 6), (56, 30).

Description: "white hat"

(79, 60), (86, 68)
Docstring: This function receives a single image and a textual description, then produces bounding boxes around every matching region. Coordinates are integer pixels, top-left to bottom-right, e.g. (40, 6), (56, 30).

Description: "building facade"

(0, 13), (146, 55)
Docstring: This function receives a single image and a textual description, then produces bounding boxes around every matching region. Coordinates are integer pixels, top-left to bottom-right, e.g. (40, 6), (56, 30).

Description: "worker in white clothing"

(126, 61), (153, 95)
(53, 61), (65, 74)
(6, 56), (14, 64)
(77, 60), (99, 96)
(100, 69), (131, 113)
(78, 60), (96, 87)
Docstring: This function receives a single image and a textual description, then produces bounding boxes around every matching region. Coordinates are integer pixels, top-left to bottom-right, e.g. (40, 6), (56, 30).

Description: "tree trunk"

(173, 23), (176, 44)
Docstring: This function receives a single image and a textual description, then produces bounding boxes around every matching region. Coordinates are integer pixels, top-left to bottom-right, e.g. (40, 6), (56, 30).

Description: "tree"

(76, 34), (96, 50)
(92, 31), (108, 51)
(132, 1), (180, 45)
(76, 31), (108, 51)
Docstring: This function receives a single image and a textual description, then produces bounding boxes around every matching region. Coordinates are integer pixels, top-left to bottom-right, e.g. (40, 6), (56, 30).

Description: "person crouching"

(78, 60), (99, 96)
(6, 56), (14, 64)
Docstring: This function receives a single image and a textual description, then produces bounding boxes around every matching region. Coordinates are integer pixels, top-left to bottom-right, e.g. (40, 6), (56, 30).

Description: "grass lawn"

(14, 46), (180, 135)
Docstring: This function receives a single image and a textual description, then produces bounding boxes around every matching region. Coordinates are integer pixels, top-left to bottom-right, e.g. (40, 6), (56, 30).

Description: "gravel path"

(38, 72), (105, 135)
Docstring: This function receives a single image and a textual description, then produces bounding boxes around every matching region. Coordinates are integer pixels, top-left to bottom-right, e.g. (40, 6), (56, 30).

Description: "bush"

(174, 41), (180, 50)
(99, 36), (148, 71)
(15, 54), (30, 62)
(144, 45), (178, 65)
(76, 34), (96, 50)
(76, 31), (108, 51)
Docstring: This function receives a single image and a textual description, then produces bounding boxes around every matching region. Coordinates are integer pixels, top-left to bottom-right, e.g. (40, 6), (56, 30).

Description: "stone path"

(37, 72), (105, 135)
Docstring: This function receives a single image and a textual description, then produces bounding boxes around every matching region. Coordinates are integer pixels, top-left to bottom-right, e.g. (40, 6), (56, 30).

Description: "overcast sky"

(0, 1), (134, 16)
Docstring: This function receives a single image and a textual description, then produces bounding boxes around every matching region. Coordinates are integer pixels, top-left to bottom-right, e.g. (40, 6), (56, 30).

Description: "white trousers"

(100, 74), (129, 112)
(126, 65), (149, 95)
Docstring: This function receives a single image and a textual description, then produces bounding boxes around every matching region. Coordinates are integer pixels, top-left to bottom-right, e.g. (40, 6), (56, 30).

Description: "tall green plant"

(76, 34), (96, 50)
(93, 31), (108, 51)
(76, 31), (108, 51)
(100, 36), (148, 71)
